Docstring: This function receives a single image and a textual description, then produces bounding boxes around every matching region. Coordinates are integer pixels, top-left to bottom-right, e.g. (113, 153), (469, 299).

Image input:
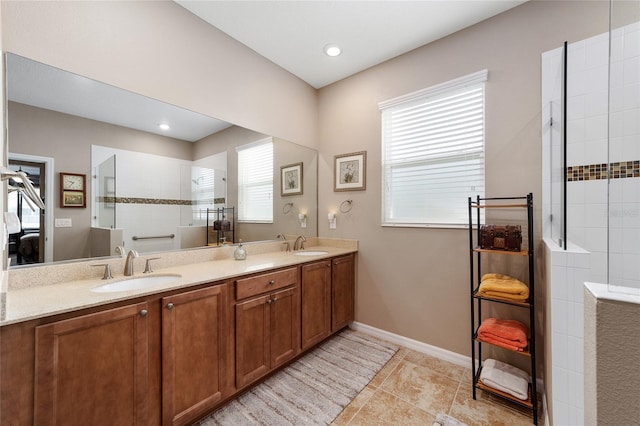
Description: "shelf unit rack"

(206, 207), (235, 246)
(468, 193), (537, 425)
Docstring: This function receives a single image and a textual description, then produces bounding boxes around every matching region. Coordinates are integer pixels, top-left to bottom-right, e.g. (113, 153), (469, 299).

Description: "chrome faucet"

(277, 234), (291, 252)
(293, 235), (306, 251)
(124, 249), (139, 276)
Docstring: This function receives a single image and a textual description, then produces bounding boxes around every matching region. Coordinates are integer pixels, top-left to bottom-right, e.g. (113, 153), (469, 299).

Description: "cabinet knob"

(139, 309), (148, 317)
(268, 280), (275, 285)
(166, 303), (174, 310)
(266, 299), (272, 305)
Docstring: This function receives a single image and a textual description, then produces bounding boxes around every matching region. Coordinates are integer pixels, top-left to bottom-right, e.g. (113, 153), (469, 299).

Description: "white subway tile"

(585, 115), (608, 141)
(552, 299), (569, 333)
(623, 56), (640, 86)
(553, 334), (570, 370)
(585, 34), (609, 69)
(568, 304), (584, 339)
(586, 65), (609, 92)
(569, 369), (585, 407)
(567, 118), (586, 144)
(551, 265), (569, 300)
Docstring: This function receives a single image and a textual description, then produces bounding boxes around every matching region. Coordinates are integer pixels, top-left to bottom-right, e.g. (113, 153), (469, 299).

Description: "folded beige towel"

(477, 273), (529, 301)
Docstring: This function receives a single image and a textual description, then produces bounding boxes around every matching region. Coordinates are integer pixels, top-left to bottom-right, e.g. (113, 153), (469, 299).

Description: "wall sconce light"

(328, 213), (337, 229)
(298, 213), (307, 228)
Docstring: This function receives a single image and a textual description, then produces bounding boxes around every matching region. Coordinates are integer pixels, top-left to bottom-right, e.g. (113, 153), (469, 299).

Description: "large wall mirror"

(5, 53), (318, 268)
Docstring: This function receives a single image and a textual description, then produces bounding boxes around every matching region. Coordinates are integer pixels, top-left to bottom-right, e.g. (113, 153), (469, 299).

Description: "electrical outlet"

(55, 218), (73, 228)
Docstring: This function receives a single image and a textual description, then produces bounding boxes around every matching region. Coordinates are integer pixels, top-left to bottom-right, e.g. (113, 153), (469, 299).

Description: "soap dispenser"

(234, 240), (247, 260)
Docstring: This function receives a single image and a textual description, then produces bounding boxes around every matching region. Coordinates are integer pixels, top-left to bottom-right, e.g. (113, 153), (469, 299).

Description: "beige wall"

(0, 1), (318, 149)
(316, 0), (608, 368)
(9, 101), (192, 261)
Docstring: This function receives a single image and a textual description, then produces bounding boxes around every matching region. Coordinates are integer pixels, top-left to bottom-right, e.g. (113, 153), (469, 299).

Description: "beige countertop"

(1, 241), (357, 326)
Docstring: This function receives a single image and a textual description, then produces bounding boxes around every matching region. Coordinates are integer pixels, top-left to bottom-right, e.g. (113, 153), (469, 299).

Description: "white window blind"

(237, 139), (273, 222)
(380, 71), (486, 226)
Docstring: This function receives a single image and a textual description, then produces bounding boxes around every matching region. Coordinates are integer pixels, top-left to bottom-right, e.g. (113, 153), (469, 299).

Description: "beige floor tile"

(451, 382), (534, 426)
(367, 349), (405, 388)
(332, 386), (376, 426)
(403, 349), (467, 381)
(379, 360), (460, 415)
(347, 389), (436, 426)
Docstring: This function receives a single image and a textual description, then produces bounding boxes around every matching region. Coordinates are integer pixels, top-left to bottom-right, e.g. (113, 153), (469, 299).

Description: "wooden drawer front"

(236, 267), (298, 300)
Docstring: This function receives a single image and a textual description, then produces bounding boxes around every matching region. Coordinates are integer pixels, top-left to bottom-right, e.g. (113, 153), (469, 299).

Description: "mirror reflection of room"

(6, 160), (45, 266)
(5, 53), (318, 267)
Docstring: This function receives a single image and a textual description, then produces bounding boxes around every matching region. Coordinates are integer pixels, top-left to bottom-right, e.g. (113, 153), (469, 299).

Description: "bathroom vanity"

(0, 240), (356, 425)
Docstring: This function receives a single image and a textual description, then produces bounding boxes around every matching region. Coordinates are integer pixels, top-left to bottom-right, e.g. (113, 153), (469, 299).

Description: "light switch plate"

(55, 218), (73, 228)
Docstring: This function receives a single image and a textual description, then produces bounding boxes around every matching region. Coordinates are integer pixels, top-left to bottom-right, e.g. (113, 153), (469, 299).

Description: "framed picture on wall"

(281, 162), (303, 196)
(60, 172), (86, 208)
(334, 151), (366, 192)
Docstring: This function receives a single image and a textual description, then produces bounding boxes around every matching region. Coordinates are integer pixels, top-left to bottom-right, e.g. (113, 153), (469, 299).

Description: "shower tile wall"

(566, 25), (640, 289)
(542, 20), (640, 426)
(609, 23), (640, 289)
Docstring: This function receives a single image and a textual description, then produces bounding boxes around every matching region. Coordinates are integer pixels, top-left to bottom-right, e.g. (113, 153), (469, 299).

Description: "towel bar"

(132, 234), (175, 241)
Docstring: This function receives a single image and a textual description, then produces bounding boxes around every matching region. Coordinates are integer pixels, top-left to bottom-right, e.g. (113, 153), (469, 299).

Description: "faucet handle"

(282, 241), (291, 252)
(143, 257), (160, 274)
(115, 246), (125, 257)
(91, 263), (113, 280)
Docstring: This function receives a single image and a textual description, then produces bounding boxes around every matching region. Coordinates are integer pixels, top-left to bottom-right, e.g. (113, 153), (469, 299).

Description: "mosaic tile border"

(567, 160), (640, 182)
(97, 197), (226, 206)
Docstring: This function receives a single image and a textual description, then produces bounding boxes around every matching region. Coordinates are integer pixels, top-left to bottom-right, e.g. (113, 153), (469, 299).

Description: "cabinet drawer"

(236, 267), (298, 300)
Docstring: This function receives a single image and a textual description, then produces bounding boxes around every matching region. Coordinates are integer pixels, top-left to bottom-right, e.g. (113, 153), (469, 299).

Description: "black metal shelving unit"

(468, 193), (537, 425)
(206, 207), (235, 246)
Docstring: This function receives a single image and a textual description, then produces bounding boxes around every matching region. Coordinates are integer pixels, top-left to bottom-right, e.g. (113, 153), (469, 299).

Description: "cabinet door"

(34, 302), (149, 426)
(301, 260), (332, 350)
(269, 286), (300, 368)
(235, 293), (270, 388)
(162, 284), (229, 426)
(332, 254), (355, 331)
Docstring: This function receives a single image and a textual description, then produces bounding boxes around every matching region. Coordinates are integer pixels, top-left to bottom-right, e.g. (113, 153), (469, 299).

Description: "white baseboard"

(350, 321), (548, 424)
(349, 321), (471, 368)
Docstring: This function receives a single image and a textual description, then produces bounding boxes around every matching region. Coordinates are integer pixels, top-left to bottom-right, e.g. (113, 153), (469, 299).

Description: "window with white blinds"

(380, 70), (487, 227)
(237, 139), (273, 222)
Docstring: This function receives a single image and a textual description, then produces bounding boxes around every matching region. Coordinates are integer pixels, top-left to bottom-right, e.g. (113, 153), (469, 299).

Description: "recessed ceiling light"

(159, 123), (170, 131)
(324, 44), (341, 57)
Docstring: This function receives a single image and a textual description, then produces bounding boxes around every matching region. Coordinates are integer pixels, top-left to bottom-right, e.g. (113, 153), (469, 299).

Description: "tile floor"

(332, 346), (538, 426)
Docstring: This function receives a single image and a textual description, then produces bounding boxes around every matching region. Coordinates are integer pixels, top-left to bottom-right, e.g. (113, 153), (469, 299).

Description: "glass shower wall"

(608, 1), (640, 292)
(542, 45), (567, 249)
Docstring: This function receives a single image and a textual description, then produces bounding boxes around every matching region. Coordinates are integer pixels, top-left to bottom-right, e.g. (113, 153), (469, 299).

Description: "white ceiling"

(7, 54), (232, 142)
(176, 0), (527, 88)
(7, 1), (527, 142)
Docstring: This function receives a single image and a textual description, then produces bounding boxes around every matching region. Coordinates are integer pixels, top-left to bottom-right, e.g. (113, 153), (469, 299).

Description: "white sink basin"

(294, 250), (329, 256)
(91, 274), (182, 293)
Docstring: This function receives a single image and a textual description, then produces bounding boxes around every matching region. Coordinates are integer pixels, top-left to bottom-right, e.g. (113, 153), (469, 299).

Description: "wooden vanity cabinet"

(34, 302), (150, 426)
(1, 252), (356, 425)
(301, 260), (332, 350)
(161, 283), (230, 426)
(331, 254), (355, 331)
(234, 267), (300, 389)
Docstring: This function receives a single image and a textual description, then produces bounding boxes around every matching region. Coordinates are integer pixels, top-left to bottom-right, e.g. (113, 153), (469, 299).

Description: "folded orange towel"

(477, 273), (529, 301)
(478, 318), (528, 352)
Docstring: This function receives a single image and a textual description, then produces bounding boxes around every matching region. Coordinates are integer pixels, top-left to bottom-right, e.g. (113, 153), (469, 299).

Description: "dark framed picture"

(281, 162), (303, 196)
(62, 190), (85, 208)
(334, 151), (366, 192)
(60, 172), (86, 208)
